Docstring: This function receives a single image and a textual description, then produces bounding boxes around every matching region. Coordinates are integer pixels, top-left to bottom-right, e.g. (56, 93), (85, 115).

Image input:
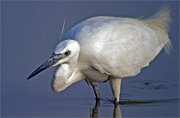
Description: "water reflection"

(89, 106), (121, 118)
(89, 98), (179, 118)
(90, 100), (122, 118)
(90, 99), (100, 118)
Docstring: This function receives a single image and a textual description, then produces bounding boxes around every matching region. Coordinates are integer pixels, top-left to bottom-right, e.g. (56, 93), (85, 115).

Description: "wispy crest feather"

(59, 17), (66, 41)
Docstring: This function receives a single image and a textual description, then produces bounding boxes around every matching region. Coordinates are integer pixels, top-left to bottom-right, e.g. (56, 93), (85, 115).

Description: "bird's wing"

(84, 18), (170, 78)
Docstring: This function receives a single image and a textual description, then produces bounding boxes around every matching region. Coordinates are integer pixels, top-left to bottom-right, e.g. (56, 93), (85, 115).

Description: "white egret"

(27, 7), (172, 105)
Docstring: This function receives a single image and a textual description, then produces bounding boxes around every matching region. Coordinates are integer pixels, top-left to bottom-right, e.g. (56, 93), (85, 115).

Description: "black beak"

(27, 54), (62, 80)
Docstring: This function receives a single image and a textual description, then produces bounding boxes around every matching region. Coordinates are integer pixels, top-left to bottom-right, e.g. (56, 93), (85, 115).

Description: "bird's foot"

(114, 97), (119, 108)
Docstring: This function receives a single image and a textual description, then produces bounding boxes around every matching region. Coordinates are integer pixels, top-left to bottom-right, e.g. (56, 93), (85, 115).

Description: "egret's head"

(53, 40), (80, 65)
(27, 40), (80, 79)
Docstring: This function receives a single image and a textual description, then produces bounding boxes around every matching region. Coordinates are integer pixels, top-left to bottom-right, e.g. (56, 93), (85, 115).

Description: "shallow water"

(2, 80), (179, 117)
(1, 1), (179, 118)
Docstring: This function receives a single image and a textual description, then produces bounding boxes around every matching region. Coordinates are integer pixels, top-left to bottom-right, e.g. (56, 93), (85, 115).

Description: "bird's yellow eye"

(64, 50), (70, 56)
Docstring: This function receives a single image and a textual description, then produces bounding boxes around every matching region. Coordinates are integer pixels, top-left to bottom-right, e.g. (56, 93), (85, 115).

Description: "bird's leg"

(109, 77), (122, 107)
(90, 82), (101, 100)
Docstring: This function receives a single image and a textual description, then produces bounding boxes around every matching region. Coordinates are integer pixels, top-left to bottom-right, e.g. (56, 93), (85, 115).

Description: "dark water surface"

(1, 1), (179, 118)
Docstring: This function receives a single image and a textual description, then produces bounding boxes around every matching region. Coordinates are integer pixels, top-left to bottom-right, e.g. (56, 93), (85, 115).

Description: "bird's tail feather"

(146, 6), (172, 32)
(146, 6), (172, 55)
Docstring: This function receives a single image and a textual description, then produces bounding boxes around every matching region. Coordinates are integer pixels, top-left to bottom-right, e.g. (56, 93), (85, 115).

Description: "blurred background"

(1, 1), (179, 117)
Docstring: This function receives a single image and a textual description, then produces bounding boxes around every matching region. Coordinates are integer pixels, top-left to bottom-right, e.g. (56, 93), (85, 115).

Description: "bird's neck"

(55, 60), (77, 80)
(51, 55), (80, 93)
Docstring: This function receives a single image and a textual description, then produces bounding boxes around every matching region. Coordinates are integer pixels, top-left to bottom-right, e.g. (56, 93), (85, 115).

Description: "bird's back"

(64, 7), (171, 78)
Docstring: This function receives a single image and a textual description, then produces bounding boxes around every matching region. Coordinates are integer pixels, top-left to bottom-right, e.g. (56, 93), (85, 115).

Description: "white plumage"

(27, 7), (172, 104)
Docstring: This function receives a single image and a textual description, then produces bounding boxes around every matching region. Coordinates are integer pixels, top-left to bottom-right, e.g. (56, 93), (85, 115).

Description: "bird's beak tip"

(27, 74), (33, 80)
(27, 76), (31, 80)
